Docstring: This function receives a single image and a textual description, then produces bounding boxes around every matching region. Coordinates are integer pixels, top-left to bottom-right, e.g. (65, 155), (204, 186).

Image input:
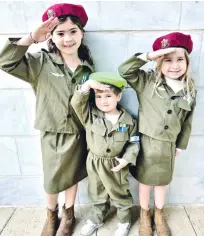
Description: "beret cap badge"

(47, 9), (56, 19)
(161, 39), (169, 49)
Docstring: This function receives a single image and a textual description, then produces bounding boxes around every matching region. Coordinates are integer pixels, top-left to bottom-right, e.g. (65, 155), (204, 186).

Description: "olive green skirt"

(40, 131), (87, 194)
(129, 134), (176, 186)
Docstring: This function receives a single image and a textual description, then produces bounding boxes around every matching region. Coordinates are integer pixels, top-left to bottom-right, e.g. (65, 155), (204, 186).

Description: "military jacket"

(118, 54), (196, 150)
(71, 86), (139, 165)
(0, 39), (94, 133)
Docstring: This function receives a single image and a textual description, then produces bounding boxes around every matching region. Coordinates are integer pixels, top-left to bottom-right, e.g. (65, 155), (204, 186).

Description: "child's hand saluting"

(80, 80), (110, 94)
(111, 157), (129, 172)
(147, 48), (176, 61)
(30, 17), (59, 43)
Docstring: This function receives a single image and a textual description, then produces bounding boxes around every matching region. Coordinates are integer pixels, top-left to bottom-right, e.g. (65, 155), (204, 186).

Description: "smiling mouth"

(63, 44), (75, 48)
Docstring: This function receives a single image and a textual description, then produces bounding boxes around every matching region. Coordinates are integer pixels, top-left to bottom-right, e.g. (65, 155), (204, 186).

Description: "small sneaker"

(81, 219), (104, 236)
(114, 222), (131, 236)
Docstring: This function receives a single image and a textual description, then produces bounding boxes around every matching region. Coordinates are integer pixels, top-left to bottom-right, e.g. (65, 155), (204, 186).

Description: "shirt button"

(167, 110), (172, 114)
(106, 148), (111, 153)
(67, 114), (72, 118)
(164, 125), (169, 130)
(108, 133), (112, 137)
(71, 79), (76, 84)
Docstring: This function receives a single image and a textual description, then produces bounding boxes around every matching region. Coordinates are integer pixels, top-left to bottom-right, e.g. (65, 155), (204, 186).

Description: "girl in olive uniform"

(0, 3), (94, 236)
(71, 72), (140, 236)
(118, 32), (196, 236)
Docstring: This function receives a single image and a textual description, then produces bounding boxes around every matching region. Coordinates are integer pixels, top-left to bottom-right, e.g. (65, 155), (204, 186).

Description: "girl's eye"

(57, 33), (64, 36)
(164, 59), (171, 62)
(71, 30), (77, 34)
(107, 95), (111, 98)
(95, 96), (100, 99)
(178, 58), (184, 61)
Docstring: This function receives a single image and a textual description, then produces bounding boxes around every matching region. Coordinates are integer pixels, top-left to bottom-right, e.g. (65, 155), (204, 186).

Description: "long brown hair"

(47, 16), (94, 66)
(153, 49), (196, 100)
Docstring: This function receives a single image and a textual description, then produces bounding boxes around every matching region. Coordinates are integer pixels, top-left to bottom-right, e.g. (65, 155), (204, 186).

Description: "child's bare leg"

(65, 183), (78, 208)
(154, 185), (166, 208)
(139, 183), (151, 209)
(45, 192), (59, 210)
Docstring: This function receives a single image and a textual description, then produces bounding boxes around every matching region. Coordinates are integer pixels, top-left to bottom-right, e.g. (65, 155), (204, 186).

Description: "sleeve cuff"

(78, 84), (90, 94)
(176, 148), (182, 152)
(136, 53), (149, 62)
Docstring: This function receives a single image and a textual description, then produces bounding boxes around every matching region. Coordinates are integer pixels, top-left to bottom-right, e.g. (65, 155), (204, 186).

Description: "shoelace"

(117, 222), (130, 229)
(86, 220), (101, 228)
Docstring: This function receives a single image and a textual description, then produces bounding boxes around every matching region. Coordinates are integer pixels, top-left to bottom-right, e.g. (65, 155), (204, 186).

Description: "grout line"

(178, 1), (183, 30)
(184, 206), (198, 236)
(0, 208), (16, 235)
(14, 137), (23, 175)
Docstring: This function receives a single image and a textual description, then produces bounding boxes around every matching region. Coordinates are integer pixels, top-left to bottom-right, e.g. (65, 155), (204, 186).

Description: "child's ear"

(117, 92), (122, 101)
(81, 31), (84, 40)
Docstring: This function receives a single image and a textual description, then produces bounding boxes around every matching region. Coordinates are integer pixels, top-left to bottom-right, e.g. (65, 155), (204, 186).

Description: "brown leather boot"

(139, 207), (153, 236)
(154, 207), (171, 236)
(41, 206), (59, 236)
(56, 205), (75, 236)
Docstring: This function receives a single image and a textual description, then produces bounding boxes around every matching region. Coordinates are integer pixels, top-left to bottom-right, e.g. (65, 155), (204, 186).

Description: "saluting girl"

(0, 3), (94, 236)
(118, 32), (196, 236)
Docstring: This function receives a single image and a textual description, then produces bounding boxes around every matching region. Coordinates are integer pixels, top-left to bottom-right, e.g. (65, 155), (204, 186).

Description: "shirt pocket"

(113, 131), (129, 156)
(90, 124), (106, 136)
(178, 99), (191, 111)
(177, 99), (191, 123)
(86, 124), (106, 152)
(114, 131), (129, 141)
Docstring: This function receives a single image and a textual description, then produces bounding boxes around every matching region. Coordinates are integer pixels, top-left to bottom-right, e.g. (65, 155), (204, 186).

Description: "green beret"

(89, 72), (127, 89)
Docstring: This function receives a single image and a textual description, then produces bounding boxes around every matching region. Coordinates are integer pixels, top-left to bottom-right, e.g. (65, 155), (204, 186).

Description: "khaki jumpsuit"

(0, 39), (94, 194)
(118, 54), (196, 186)
(71, 86), (140, 223)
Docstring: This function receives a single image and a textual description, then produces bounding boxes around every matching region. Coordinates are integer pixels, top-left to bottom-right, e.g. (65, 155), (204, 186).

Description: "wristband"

(29, 32), (38, 44)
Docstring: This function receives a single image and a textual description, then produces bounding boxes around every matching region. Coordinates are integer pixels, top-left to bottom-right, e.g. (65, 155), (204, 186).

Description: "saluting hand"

(111, 157), (129, 172)
(147, 48), (176, 61)
(31, 17), (59, 43)
(80, 80), (111, 94)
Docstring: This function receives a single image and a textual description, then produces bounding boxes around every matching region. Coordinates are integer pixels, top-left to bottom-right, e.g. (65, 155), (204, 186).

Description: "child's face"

(161, 48), (187, 79)
(52, 18), (83, 57)
(94, 89), (122, 114)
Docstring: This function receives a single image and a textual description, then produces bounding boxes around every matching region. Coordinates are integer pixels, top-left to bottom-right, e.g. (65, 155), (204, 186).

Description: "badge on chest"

(116, 123), (128, 132)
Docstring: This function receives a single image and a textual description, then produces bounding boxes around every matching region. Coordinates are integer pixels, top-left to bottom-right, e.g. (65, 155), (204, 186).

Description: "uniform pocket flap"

(178, 99), (191, 111)
(91, 124), (106, 136)
(114, 132), (129, 141)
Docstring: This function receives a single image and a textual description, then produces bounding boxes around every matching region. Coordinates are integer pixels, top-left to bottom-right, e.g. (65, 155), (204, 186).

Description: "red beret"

(42, 3), (88, 27)
(152, 32), (193, 54)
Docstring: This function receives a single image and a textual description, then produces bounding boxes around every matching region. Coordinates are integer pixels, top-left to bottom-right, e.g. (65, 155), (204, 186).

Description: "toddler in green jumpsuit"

(71, 72), (140, 236)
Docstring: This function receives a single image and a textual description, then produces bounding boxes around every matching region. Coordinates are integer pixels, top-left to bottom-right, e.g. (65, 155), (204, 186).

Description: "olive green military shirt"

(118, 54), (196, 150)
(71, 85), (139, 165)
(0, 39), (94, 133)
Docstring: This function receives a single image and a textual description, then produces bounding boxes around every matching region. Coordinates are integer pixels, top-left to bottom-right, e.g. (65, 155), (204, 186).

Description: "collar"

(47, 51), (94, 72)
(91, 105), (133, 126)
